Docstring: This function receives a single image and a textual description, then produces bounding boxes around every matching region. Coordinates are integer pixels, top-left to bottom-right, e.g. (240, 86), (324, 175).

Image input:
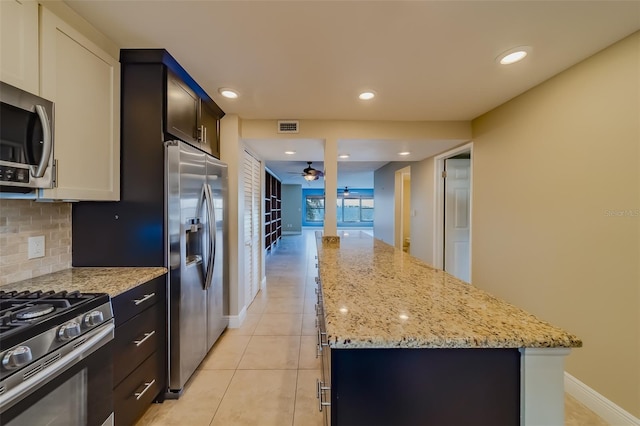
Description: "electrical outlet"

(28, 236), (45, 259)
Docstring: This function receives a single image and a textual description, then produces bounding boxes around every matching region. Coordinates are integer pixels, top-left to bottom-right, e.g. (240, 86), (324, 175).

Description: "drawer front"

(113, 303), (164, 386)
(114, 351), (163, 426)
(113, 275), (165, 326)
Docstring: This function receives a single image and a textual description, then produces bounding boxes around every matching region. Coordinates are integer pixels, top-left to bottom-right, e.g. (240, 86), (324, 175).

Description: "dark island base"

(331, 348), (520, 426)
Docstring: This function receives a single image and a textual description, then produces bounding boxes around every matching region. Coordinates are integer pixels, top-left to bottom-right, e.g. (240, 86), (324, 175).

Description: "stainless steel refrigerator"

(166, 140), (228, 394)
(71, 49), (228, 401)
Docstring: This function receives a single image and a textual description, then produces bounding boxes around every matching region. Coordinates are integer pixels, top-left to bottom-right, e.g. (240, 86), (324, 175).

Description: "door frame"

(433, 142), (474, 279)
(394, 166), (411, 250)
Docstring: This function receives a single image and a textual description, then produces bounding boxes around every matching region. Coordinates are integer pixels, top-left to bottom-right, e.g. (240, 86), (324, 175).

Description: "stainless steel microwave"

(0, 81), (55, 193)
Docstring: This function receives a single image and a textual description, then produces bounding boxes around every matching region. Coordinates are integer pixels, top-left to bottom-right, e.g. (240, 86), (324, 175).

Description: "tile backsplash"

(0, 200), (71, 286)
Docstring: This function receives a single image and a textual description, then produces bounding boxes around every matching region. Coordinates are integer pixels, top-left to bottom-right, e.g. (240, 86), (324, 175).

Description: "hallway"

(137, 230), (607, 426)
(137, 232), (323, 425)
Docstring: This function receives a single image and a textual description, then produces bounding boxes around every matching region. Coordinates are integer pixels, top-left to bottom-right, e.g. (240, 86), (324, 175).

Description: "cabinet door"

(0, 0), (39, 94)
(166, 72), (198, 144)
(200, 102), (219, 157)
(39, 7), (120, 201)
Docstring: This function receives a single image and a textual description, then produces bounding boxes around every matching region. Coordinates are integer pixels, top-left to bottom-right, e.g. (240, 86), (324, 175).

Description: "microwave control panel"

(0, 165), (30, 183)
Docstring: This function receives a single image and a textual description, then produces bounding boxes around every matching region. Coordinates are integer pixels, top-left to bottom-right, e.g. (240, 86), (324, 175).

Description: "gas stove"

(0, 290), (113, 397)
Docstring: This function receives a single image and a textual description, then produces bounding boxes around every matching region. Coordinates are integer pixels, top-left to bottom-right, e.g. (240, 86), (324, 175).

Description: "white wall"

(282, 184), (302, 233)
(373, 161), (412, 245)
(409, 157), (436, 266)
(220, 114), (246, 319)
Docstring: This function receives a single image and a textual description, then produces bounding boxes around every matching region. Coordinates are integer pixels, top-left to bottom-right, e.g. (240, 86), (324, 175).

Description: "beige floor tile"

(136, 369), (234, 426)
(565, 394), (609, 425)
(293, 369), (324, 426)
(211, 370), (297, 426)
(264, 297), (304, 314)
(224, 313), (261, 336)
(302, 314), (318, 336)
(303, 297), (318, 314)
(305, 284), (320, 299)
(266, 275), (305, 287)
(246, 294), (268, 315)
(298, 335), (322, 369)
(264, 284), (306, 298)
(237, 335), (301, 369)
(254, 313), (303, 336)
(199, 333), (250, 370)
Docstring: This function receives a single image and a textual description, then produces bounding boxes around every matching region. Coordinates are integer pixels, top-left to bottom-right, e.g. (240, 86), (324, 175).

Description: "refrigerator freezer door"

(166, 141), (209, 392)
(206, 156), (228, 349)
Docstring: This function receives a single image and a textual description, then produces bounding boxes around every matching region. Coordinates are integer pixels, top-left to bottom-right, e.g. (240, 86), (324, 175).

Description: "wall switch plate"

(28, 236), (45, 259)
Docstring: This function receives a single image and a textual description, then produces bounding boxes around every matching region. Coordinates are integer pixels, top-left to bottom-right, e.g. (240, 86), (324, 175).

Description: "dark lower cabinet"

(315, 277), (521, 426)
(328, 348), (520, 426)
(112, 275), (167, 425)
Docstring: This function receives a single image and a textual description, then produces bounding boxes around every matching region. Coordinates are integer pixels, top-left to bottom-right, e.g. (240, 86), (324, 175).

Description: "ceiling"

(63, 0), (640, 186)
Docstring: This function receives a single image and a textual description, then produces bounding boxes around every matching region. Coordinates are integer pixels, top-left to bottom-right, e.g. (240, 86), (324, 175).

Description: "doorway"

(434, 143), (473, 282)
(394, 166), (411, 253)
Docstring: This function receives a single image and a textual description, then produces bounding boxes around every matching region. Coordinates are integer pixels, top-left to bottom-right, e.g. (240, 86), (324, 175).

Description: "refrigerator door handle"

(204, 183), (216, 290)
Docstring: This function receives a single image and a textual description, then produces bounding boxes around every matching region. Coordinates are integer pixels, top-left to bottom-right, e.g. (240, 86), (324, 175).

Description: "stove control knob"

(2, 346), (33, 370)
(83, 310), (104, 327)
(58, 321), (81, 341)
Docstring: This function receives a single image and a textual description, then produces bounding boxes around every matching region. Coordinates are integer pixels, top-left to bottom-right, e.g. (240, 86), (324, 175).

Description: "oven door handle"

(0, 322), (114, 412)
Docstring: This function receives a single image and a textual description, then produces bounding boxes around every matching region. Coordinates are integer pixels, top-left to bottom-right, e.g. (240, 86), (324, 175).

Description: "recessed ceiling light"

(497, 46), (531, 65)
(339, 154), (350, 159)
(218, 88), (239, 99)
(285, 151), (296, 155)
(398, 151), (411, 156)
(358, 91), (375, 100)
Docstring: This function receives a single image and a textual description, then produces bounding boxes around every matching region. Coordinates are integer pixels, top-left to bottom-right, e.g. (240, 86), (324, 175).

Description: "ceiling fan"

(289, 161), (324, 181)
(339, 186), (359, 196)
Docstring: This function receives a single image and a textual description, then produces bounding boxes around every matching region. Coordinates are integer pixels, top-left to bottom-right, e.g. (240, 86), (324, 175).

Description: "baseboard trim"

(565, 372), (639, 425)
(227, 306), (247, 328)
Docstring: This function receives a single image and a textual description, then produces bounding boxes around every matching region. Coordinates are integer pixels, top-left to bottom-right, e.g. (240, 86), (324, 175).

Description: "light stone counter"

(0, 267), (167, 298)
(316, 231), (581, 350)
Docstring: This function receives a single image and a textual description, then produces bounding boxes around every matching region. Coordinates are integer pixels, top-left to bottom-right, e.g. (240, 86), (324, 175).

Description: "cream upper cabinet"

(0, 0), (39, 94)
(39, 7), (120, 201)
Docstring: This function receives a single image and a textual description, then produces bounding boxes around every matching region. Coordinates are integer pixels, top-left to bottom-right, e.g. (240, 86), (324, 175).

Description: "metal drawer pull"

(315, 276), (319, 284)
(134, 379), (156, 400)
(133, 293), (156, 306)
(133, 330), (156, 347)
(316, 379), (331, 411)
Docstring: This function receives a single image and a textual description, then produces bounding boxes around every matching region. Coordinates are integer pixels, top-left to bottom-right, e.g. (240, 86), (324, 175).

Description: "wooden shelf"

(265, 170), (282, 251)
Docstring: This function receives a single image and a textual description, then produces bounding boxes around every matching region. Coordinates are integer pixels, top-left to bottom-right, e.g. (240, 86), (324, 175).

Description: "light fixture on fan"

(343, 187), (350, 196)
(302, 162), (323, 180)
(286, 161), (324, 181)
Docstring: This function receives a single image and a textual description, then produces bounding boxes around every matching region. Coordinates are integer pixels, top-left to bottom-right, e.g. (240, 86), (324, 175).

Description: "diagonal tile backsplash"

(0, 200), (72, 286)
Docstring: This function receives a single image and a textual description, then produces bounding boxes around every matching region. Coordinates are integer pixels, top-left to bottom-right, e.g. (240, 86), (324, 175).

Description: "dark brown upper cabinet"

(166, 71), (222, 158)
(120, 49), (224, 159)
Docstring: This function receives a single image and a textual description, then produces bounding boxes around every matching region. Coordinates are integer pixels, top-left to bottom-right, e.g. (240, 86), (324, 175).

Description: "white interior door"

(444, 158), (471, 282)
(243, 151), (261, 306)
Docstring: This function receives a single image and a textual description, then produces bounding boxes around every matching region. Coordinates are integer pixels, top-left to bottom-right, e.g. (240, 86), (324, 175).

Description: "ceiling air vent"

(278, 120), (299, 134)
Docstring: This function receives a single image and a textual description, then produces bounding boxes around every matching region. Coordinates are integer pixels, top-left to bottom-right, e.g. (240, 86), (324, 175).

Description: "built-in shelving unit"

(265, 170), (282, 251)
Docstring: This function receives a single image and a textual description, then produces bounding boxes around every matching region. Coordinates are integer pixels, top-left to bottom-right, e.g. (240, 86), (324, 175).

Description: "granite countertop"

(0, 267), (167, 298)
(316, 231), (582, 350)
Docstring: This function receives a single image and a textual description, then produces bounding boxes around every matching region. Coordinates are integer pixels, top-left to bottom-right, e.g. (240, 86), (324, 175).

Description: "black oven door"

(0, 323), (114, 426)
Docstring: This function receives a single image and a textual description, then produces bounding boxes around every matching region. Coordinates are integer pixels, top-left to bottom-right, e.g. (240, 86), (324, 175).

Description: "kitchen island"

(314, 231), (581, 426)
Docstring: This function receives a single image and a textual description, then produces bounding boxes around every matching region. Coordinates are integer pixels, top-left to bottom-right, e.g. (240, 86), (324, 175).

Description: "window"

(305, 196), (325, 222)
(336, 196), (374, 223)
(303, 191), (374, 226)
